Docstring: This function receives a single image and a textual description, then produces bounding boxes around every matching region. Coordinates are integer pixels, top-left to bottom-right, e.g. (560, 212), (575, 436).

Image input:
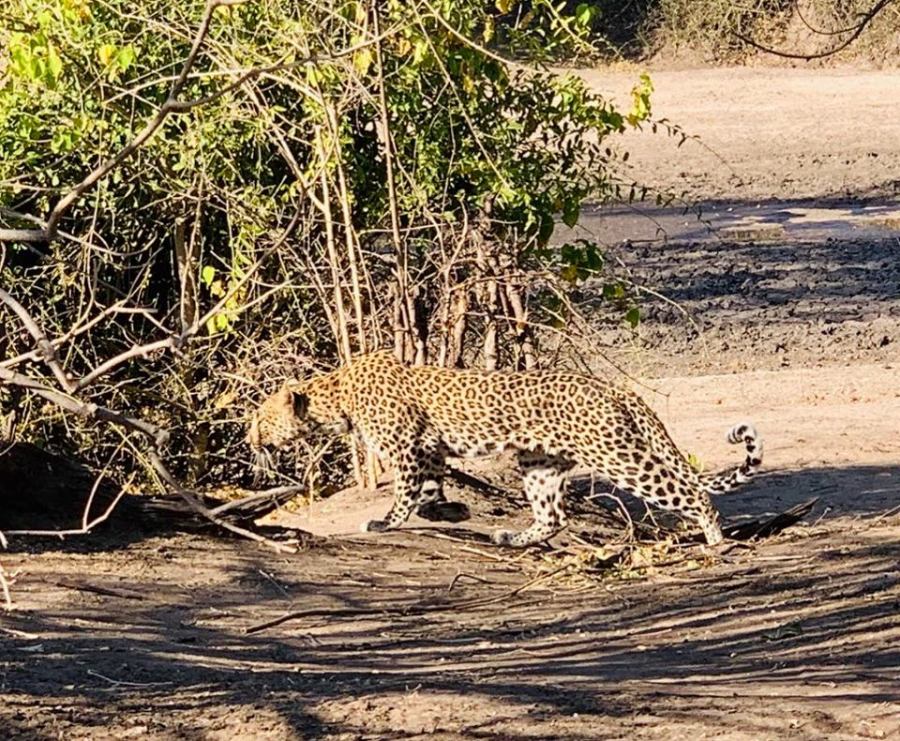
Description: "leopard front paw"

(362, 519), (389, 533)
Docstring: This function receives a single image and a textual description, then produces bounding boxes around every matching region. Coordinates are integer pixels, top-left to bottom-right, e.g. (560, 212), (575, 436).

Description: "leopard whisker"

(252, 448), (275, 487)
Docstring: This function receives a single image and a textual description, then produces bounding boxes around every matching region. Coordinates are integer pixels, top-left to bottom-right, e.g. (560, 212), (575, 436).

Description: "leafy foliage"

(0, 0), (647, 489)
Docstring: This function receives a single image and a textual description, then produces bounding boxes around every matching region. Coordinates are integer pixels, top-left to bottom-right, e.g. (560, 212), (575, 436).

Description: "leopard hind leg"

(493, 451), (573, 547)
(589, 448), (723, 545)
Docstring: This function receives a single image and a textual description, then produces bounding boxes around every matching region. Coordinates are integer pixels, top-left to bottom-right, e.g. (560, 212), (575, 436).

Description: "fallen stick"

(0, 563), (12, 610)
(447, 467), (514, 497)
(87, 669), (172, 688)
(53, 579), (146, 601)
(447, 571), (492, 593)
(722, 497), (819, 541)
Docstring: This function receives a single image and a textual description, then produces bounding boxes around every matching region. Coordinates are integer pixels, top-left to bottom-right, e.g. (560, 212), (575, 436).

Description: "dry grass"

(641, 0), (900, 62)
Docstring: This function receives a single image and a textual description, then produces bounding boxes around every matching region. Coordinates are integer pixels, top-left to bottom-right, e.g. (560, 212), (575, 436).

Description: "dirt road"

(2, 66), (900, 739)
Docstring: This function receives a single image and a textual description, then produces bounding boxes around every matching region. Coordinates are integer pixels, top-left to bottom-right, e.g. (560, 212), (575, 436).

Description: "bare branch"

(0, 287), (75, 392)
(75, 337), (175, 391)
(0, 362), (301, 550)
(0, 228), (48, 243)
(733, 0), (897, 60)
(0, 276), (298, 548)
(0, 563), (12, 611)
(146, 451), (298, 553)
(0, 366), (170, 447)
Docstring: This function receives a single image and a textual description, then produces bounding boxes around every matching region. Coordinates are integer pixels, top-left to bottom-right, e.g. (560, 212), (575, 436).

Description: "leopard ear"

(291, 391), (309, 418)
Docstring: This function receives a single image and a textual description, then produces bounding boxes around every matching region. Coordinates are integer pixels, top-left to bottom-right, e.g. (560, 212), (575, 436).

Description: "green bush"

(0, 0), (646, 491)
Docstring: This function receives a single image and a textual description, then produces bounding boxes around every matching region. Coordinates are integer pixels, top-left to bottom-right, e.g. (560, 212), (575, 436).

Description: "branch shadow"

(2, 461), (898, 738)
(592, 226), (900, 328)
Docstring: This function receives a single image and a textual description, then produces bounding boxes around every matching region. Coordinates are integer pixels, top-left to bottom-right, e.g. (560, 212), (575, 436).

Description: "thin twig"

(86, 670), (173, 688)
(53, 579), (146, 601)
(75, 338), (175, 391)
(447, 571), (491, 593)
(0, 626), (38, 639)
(0, 564), (13, 611)
(5, 484), (129, 538)
(257, 569), (291, 599)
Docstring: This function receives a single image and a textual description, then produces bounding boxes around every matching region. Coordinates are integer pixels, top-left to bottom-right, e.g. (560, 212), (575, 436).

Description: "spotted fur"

(248, 351), (763, 547)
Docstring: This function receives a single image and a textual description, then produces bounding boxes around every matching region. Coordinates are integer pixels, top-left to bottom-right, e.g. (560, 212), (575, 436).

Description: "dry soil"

(2, 66), (899, 740)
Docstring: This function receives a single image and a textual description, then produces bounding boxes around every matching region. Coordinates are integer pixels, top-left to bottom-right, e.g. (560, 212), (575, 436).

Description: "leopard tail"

(701, 423), (763, 495)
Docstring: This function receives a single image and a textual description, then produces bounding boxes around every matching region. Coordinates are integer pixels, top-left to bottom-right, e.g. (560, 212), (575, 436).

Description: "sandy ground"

(580, 67), (900, 202)
(3, 67), (900, 739)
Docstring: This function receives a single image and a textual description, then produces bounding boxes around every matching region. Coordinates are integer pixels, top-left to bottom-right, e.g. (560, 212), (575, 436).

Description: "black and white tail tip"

(705, 422), (763, 495)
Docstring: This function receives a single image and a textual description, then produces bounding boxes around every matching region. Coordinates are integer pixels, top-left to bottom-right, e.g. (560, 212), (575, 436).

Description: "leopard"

(248, 350), (763, 547)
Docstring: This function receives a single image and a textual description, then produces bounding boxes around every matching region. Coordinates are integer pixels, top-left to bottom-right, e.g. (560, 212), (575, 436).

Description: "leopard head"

(248, 384), (308, 453)
(247, 375), (348, 455)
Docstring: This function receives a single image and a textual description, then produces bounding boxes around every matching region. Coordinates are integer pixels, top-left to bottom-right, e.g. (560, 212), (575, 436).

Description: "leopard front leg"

(362, 467), (423, 532)
(363, 447), (468, 532)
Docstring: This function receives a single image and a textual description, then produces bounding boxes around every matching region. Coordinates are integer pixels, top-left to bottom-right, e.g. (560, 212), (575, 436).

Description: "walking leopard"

(248, 351), (763, 546)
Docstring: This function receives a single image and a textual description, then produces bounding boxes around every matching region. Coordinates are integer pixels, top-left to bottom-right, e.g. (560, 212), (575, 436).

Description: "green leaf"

(412, 40), (429, 66)
(30, 57), (45, 82)
(627, 72), (654, 126)
(603, 283), (625, 300)
(559, 265), (578, 284)
(46, 44), (63, 84)
(625, 307), (640, 328)
(116, 45), (136, 72)
(201, 265), (216, 286)
(353, 48), (373, 75)
(561, 199), (579, 228)
(97, 43), (116, 67)
(483, 15), (495, 44)
(575, 3), (595, 28)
